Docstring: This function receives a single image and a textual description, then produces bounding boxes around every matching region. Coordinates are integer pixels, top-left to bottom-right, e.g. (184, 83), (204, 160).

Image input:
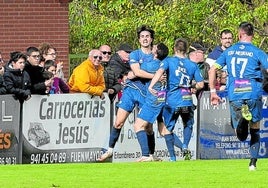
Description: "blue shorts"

(162, 105), (195, 132)
(229, 98), (262, 129)
(117, 86), (145, 112)
(137, 93), (165, 124)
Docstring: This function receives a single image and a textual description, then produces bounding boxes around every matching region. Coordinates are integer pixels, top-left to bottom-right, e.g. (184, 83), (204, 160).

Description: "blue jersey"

(215, 42), (268, 101)
(137, 58), (166, 124)
(129, 49), (154, 66)
(126, 49), (154, 93)
(140, 58), (160, 74)
(117, 49), (154, 111)
(161, 56), (203, 107)
(140, 58), (163, 90)
(129, 49), (154, 83)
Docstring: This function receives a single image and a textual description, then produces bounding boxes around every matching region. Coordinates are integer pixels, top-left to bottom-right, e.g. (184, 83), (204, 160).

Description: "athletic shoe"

(241, 104), (252, 121)
(236, 118), (249, 141)
(97, 151), (113, 162)
(136, 156), (153, 162)
(169, 156), (176, 162)
(183, 149), (192, 160)
(149, 154), (163, 162)
(249, 158), (257, 171)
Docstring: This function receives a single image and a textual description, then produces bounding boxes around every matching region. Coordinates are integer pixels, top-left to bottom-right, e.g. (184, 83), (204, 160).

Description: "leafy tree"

(69, 0), (268, 73)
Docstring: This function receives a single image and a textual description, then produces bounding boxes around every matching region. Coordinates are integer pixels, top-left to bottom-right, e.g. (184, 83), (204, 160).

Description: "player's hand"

(148, 87), (157, 96)
(127, 71), (136, 79)
(210, 92), (221, 105)
(191, 88), (197, 94)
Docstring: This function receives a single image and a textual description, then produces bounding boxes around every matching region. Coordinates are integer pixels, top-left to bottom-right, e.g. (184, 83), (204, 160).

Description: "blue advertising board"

(199, 91), (268, 159)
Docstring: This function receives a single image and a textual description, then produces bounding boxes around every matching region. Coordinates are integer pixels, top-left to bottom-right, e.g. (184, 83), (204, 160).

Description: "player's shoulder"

(129, 49), (141, 56)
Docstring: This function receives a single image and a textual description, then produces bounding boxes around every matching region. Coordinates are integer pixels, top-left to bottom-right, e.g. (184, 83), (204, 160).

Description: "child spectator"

(4, 52), (31, 102)
(44, 60), (69, 94)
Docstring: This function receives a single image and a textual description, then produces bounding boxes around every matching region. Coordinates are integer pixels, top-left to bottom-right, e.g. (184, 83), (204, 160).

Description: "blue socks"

(109, 127), (121, 148)
(164, 134), (176, 161)
(173, 133), (183, 149)
(136, 130), (149, 157)
(250, 128), (260, 159)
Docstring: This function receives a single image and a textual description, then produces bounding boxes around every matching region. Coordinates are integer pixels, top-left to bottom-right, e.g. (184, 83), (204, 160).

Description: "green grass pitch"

(1, 158), (267, 187)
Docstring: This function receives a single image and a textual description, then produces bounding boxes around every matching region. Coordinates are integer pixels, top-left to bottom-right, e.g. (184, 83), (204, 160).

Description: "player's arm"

(195, 81), (204, 90)
(130, 63), (154, 79)
(148, 68), (165, 95)
(208, 65), (217, 91)
(208, 64), (222, 105)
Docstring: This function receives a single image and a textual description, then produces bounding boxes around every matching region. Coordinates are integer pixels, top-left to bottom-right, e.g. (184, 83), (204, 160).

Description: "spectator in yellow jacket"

(68, 49), (105, 99)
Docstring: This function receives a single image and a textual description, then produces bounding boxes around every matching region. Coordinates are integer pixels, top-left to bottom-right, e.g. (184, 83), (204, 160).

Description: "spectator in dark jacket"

(99, 44), (121, 101)
(0, 75), (6, 94)
(0, 52), (7, 94)
(3, 52), (31, 102)
(109, 43), (133, 99)
(24, 46), (53, 94)
(109, 43), (133, 79)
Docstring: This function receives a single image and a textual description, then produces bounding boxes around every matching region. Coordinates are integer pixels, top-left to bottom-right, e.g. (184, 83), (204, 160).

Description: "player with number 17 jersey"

(214, 42), (268, 101)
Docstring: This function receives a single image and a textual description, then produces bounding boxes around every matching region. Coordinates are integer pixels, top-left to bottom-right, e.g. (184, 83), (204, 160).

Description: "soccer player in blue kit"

(133, 43), (169, 162)
(148, 38), (204, 161)
(208, 22), (268, 171)
(98, 25), (158, 162)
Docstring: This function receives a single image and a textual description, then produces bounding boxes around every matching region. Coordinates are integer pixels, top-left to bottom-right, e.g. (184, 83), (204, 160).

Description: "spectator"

(43, 60), (69, 94)
(39, 42), (65, 80)
(109, 43), (133, 79)
(99, 44), (121, 101)
(215, 70), (227, 91)
(188, 43), (209, 97)
(206, 29), (233, 67)
(68, 49), (105, 99)
(109, 43), (134, 99)
(206, 29), (233, 91)
(0, 51), (5, 75)
(39, 42), (57, 66)
(99, 44), (112, 63)
(208, 22), (268, 171)
(0, 51), (6, 94)
(25, 47), (52, 94)
(0, 75), (6, 94)
(4, 52), (31, 102)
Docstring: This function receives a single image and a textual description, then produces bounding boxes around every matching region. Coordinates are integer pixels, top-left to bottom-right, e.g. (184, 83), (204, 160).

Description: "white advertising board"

(113, 95), (198, 162)
(22, 93), (110, 164)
